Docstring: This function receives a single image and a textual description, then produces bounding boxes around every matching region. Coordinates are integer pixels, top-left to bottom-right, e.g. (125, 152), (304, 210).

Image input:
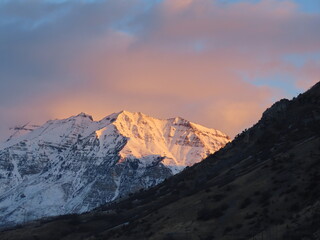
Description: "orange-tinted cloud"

(0, 0), (319, 140)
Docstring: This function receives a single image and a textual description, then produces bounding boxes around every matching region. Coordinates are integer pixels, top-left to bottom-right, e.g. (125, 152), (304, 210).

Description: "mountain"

(1, 82), (319, 240)
(0, 110), (230, 227)
(5, 124), (40, 143)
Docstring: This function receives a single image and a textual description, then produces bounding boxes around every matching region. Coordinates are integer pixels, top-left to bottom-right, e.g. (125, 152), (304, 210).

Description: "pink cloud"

(0, 0), (319, 140)
(296, 60), (320, 89)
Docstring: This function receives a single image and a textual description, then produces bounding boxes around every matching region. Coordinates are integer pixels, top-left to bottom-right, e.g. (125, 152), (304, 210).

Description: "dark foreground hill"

(1, 82), (320, 240)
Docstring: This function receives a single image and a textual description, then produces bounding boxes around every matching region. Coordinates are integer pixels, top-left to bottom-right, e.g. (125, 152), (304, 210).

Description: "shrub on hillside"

(239, 197), (252, 209)
(197, 204), (229, 221)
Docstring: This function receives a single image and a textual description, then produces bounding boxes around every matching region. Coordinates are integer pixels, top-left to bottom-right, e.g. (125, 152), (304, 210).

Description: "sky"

(0, 0), (319, 139)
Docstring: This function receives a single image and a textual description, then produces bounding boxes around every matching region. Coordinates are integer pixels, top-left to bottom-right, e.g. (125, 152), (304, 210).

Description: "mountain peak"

(74, 112), (93, 120)
(117, 110), (149, 118)
(168, 116), (189, 125)
(104, 110), (148, 123)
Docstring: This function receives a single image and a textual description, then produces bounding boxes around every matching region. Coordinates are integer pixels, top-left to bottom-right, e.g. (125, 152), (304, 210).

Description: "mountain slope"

(0, 111), (229, 227)
(1, 82), (319, 240)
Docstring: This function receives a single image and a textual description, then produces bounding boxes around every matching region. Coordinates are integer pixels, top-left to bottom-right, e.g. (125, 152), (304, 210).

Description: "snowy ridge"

(0, 111), (230, 226)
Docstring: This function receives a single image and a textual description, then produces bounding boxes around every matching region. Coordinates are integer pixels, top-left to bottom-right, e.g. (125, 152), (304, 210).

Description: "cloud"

(0, 0), (319, 140)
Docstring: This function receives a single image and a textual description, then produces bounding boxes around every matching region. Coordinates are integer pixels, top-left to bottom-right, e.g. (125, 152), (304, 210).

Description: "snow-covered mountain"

(0, 111), (230, 226)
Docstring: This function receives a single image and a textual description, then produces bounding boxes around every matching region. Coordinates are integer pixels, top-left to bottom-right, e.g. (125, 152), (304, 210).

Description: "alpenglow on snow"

(0, 111), (230, 226)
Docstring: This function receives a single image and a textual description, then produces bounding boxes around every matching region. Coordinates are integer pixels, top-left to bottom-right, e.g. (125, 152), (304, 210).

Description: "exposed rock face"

(262, 98), (290, 121)
(0, 111), (230, 226)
